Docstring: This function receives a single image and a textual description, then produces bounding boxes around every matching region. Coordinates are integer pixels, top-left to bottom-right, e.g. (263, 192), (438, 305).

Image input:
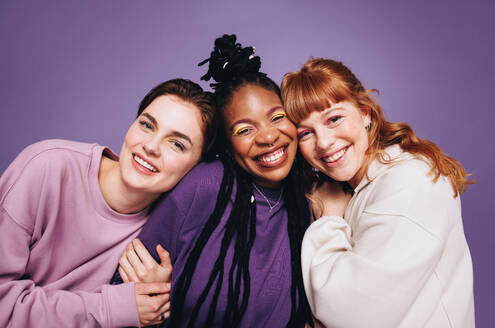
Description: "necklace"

(252, 184), (284, 214)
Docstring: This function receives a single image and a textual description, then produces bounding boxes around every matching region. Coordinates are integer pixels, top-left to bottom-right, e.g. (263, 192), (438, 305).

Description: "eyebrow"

(266, 105), (284, 117)
(142, 113), (157, 126)
(229, 106), (285, 131)
(325, 106), (344, 113)
(141, 112), (193, 145)
(171, 131), (193, 146)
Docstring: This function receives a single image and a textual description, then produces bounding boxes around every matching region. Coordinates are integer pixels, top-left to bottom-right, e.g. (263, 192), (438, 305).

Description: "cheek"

(161, 152), (194, 176)
(298, 141), (316, 162)
(283, 121), (298, 139)
(123, 126), (141, 147)
(229, 137), (250, 160)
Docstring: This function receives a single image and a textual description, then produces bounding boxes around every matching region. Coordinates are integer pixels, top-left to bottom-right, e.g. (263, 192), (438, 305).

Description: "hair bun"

(198, 34), (262, 88)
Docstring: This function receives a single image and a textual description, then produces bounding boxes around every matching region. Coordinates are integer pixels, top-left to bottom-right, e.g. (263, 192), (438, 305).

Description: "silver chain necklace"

(252, 184), (284, 214)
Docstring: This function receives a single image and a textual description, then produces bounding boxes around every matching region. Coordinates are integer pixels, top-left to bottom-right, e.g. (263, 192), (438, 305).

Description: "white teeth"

(323, 148), (346, 163)
(134, 155), (158, 172)
(258, 147), (285, 163)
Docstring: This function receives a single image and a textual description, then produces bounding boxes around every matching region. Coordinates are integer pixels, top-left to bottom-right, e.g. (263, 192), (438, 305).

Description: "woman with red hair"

(281, 58), (474, 327)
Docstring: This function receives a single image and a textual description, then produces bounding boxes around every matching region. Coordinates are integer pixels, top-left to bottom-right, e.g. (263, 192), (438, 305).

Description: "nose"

(142, 135), (161, 157)
(255, 125), (280, 146)
(315, 128), (335, 152)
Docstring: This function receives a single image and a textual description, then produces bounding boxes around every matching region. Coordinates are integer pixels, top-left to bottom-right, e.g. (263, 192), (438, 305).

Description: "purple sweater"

(135, 160), (299, 327)
(0, 140), (147, 327)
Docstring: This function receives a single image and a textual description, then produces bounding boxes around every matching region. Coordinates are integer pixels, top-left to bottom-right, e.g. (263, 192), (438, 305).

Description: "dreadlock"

(170, 34), (313, 327)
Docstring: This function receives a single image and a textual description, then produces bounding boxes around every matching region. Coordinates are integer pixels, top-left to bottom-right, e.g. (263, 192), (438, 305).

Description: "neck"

(98, 156), (158, 214)
(253, 179), (281, 189)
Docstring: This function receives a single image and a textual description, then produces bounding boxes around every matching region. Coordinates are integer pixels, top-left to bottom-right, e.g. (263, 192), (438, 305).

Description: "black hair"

(137, 78), (217, 159)
(170, 34), (313, 328)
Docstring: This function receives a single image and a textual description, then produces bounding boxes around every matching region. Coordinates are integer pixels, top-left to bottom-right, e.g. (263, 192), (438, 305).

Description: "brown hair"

(281, 58), (473, 196)
(138, 78), (217, 159)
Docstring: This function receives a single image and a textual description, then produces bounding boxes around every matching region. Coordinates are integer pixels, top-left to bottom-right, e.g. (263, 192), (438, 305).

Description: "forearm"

(0, 280), (139, 328)
(0, 209), (140, 328)
(302, 215), (443, 328)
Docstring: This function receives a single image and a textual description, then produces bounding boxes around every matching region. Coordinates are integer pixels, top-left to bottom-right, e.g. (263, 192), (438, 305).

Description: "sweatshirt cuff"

(103, 282), (141, 327)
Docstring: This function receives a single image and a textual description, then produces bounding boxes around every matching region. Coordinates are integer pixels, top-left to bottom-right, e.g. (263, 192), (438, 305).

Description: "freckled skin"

(297, 101), (370, 189)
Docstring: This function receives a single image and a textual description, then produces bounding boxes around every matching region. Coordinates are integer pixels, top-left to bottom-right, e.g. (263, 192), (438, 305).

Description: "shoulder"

(1, 139), (101, 202)
(172, 159), (225, 195)
(152, 159), (225, 215)
(374, 153), (453, 197)
(12, 139), (100, 169)
(144, 160), (226, 252)
(363, 152), (458, 234)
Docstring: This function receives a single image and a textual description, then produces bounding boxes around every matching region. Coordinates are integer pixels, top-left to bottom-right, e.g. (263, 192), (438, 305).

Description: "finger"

(148, 305), (170, 326)
(118, 266), (130, 283)
(126, 242), (147, 277)
(157, 244), (172, 271)
(119, 252), (140, 282)
(135, 282), (170, 295)
(132, 238), (158, 269)
(135, 292), (170, 326)
(147, 311), (170, 326)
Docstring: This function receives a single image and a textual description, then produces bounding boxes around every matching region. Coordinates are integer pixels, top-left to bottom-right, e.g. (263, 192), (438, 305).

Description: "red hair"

(281, 58), (473, 196)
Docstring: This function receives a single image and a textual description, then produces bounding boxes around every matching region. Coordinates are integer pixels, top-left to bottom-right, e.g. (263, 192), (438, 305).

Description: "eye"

(233, 125), (252, 136)
(327, 115), (343, 125)
(271, 112), (287, 122)
(139, 120), (153, 130)
(170, 139), (185, 151)
(297, 129), (312, 140)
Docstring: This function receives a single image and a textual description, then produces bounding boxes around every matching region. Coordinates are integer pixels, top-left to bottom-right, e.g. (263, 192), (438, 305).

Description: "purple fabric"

(136, 160), (295, 327)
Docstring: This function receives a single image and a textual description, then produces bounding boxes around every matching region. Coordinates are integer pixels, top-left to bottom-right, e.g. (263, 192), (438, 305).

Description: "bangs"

(282, 69), (352, 124)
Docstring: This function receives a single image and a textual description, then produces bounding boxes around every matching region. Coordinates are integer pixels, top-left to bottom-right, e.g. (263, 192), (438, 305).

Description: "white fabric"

(301, 145), (474, 328)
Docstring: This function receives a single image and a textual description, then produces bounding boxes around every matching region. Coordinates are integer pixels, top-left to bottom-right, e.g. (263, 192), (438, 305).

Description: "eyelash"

(139, 120), (153, 130)
(272, 112), (286, 122)
(297, 130), (311, 140)
(233, 126), (252, 136)
(233, 112), (287, 136)
(171, 139), (185, 151)
(327, 115), (342, 125)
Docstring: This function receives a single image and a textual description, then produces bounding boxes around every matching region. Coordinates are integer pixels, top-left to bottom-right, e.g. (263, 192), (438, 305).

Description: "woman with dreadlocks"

(111, 34), (314, 327)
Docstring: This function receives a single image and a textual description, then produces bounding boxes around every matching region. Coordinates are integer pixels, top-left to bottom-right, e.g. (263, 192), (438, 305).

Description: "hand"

(310, 180), (351, 219)
(118, 239), (172, 283)
(135, 282), (171, 326)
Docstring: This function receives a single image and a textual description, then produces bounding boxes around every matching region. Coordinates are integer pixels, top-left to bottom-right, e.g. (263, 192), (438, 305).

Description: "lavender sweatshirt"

(0, 140), (147, 327)
(125, 160), (301, 327)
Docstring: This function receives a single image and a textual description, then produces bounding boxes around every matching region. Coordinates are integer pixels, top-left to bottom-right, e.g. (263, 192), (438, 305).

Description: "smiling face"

(223, 84), (297, 188)
(119, 95), (204, 196)
(297, 101), (371, 189)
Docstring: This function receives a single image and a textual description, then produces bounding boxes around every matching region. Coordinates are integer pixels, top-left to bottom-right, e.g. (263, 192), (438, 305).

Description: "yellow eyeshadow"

(272, 112), (286, 119)
(233, 125), (249, 136)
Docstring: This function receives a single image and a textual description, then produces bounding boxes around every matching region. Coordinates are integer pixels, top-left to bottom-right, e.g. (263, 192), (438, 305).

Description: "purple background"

(1, 0), (494, 326)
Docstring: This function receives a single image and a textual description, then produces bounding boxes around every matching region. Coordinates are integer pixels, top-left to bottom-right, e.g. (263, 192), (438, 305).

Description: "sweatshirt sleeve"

(301, 164), (453, 328)
(0, 206), (139, 328)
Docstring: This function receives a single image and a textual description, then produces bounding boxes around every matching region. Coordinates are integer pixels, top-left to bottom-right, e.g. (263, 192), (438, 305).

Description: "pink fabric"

(0, 139), (148, 327)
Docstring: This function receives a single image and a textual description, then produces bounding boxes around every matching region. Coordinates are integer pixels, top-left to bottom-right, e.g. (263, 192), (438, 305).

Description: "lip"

(320, 145), (349, 168)
(253, 145), (289, 168)
(131, 153), (159, 175)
